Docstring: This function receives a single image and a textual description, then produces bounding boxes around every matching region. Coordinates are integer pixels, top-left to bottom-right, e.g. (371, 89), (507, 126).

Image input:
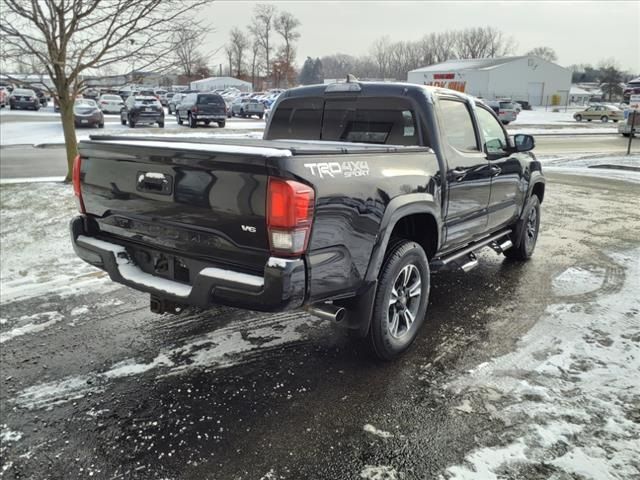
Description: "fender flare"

(364, 193), (442, 283)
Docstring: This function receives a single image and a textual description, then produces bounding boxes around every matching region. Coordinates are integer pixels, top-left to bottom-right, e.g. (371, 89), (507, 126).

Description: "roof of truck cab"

(279, 81), (470, 104)
(86, 135), (433, 156)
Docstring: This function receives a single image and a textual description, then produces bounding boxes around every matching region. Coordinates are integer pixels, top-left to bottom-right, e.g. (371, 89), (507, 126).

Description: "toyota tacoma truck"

(70, 81), (545, 360)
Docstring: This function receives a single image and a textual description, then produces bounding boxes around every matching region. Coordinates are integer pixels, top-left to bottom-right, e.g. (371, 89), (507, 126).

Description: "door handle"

(489, 165), (502, 176)
(450, 167), (468, 182)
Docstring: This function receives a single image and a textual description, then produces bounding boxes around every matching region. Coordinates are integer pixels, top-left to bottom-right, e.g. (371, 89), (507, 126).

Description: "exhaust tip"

(306, 304), (347, 323)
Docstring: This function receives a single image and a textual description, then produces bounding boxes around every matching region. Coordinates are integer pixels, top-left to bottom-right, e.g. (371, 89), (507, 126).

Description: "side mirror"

(513, 134), (535, 152)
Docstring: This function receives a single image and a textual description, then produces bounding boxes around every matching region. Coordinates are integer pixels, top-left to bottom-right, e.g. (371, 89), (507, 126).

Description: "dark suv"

(176, 92), (226, 128)
(120, 95), (164, 128)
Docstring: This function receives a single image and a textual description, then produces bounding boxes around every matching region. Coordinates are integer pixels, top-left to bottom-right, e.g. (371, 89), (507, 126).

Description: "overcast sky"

(201, 1), (640, 73)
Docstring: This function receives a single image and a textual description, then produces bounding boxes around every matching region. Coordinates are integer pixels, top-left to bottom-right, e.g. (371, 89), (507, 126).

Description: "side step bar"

(431, 229), (512, 272)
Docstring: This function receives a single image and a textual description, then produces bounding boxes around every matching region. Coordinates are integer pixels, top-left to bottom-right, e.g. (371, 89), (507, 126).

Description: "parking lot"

(1, 103), (639, 479)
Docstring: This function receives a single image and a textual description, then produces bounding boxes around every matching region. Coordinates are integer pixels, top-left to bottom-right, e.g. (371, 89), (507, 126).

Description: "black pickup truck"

(70, 81), (545, 359)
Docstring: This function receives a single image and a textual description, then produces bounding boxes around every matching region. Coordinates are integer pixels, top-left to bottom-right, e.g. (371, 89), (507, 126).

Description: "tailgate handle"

(136, 171), (173, 195)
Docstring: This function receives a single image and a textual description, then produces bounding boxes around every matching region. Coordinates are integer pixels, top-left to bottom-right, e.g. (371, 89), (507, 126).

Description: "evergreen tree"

(311, 57), (324, 84)
(298, 56), (315, 85)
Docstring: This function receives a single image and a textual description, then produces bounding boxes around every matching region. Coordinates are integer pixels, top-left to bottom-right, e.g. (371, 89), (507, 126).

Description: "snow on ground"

(363, 424), (394, 439)
(11, 309), (324, 410)
(539, 153), (640, 183)
(360, 465), (400, 480)
(0, 182), (116, 303)
(510, 107), (606, 126)
(442, 248), (640, 480)
(0, 117), (265, 146)
(509, 127), (616, 135)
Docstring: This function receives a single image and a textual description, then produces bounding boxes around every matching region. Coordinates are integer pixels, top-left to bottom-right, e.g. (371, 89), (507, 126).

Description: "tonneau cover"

(86, 134), (432, 156)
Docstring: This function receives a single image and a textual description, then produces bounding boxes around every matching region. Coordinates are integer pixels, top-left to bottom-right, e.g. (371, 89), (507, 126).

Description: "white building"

(407, 56), (572, 106)
(569, 85), (593, 105)
(190, 76), (252, 92)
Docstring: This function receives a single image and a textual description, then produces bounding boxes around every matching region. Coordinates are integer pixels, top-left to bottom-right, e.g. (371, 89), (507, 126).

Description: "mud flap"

(336, 281), (377, 338)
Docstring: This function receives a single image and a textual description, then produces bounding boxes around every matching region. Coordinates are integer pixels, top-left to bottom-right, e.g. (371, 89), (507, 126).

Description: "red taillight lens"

(72, 154), (86, 213)
(267, 178), (314, 256)
(192, 106), (198, 113)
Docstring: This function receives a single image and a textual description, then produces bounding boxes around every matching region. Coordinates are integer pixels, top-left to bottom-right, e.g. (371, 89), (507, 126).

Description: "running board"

(431, 229), (512, 272)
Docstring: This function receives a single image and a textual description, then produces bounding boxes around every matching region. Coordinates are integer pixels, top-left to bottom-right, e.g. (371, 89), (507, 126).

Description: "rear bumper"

(193, 114), (226, 121)
(69, 216), (306, 312)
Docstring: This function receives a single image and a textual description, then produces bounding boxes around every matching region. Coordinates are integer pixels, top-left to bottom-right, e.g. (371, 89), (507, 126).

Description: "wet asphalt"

(1, 169), (640, 480)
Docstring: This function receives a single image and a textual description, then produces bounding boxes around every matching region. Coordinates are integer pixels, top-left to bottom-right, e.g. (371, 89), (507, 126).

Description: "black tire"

(601, 115), (609, 123)
(177, 111), (183, 125)
(613, 119), (619, 123)
(9, 105), (14, 110)
(167, 105), (172, 114)
(587, 119), (592, 122)
(98, 122), (104, 128)
(158, 121), (164, 128)
(188, 113), (197, 128)
(504, 195), (541, 260)
(368, 240), (430, 361)
(217, 120), (225, 128)
(575, 114), (582, 122)
(121, 117), (126, 125)
(129, 117), (136, 128)
(204, 120), (211, 126)
(622, 133), (630, 137)
(258, 113), (264, 119)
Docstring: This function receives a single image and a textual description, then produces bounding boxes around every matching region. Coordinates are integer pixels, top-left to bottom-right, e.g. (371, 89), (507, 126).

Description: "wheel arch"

(364, 194), (441, 283)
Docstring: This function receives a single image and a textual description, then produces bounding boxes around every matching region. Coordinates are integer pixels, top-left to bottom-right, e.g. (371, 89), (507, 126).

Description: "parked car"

(618, 106), (638, 137)
(230, 97), (265, 118)
(485, 100), (518, 124)
(97, 94), (124, 113)
(74, 99), (104, 128)
(70, 81), (544, 360)
(167, 93), (185, 114)
(515, 100), (532, 111)
(9, 88), (40, 110)
(176, 92), (226, 128)
(83, 88), (101, 100)
(573, 105), (623, 123)
(155, 89), (169, 106)
(120, 95), (164, 128)
(0, 86), (7, 108)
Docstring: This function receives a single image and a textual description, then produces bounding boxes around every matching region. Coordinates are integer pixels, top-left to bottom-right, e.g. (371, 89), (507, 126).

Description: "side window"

(439, 99), (479, 152)
(475, 107), (508, 154)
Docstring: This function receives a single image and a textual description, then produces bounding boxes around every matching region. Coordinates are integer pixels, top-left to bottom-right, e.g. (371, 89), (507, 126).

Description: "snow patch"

(363, 424), (393, 439)
(0, 427), (23, 443)
(97, 139), (291, 157)
(103, 354), (174, 379)
(0, 311), (64, 343)
(70, 306), (89, 316)
(552, 266), (605, 296)
(443, 249), (640, 479)
(360, 465), (399, 480)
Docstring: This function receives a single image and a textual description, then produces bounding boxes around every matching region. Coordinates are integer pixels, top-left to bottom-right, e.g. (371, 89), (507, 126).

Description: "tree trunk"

(59, 97), (78, 183)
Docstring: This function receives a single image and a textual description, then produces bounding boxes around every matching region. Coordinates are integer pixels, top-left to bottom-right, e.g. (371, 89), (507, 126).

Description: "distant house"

(407, 56), (571, 106)
(569, 85), (593, 105)
(189, 76), (252, 92)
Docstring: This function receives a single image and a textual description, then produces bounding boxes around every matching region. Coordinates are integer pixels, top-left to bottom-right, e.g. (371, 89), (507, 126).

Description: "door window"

(439, 99), (479, 152)
(475, 107), (508, 154)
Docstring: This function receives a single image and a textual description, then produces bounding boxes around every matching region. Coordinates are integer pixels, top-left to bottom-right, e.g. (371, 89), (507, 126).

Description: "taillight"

(267, 178), (314, 256)
(72, 154), (86, 213)
(192, 106), (198, 113)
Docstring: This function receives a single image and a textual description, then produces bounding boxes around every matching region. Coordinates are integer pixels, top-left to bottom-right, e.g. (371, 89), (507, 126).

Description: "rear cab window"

(266, 96), (421, 146)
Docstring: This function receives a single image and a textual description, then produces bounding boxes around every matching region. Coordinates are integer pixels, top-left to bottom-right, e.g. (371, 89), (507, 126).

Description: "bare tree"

(455, 27), (514, 59)
(274, 11), (301, 87)
(173, 23), (215, 78)
(371, 36), (392, 79)
(526, 46), (558, 63)
(250, 39), (263, 89)
(224, 45), (234, 76)
(0, 0), (210, 181)
(229, 27), (250, 78)
(250, 4), (277, 82)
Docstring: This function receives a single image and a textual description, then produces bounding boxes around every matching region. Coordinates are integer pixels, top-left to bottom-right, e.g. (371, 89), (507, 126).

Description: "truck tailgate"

(78, 138), (291, 273)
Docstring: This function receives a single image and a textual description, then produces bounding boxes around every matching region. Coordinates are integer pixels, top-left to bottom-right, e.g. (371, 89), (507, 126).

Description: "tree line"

(224, 4), (301, 89)
(317, 27), (516, 81)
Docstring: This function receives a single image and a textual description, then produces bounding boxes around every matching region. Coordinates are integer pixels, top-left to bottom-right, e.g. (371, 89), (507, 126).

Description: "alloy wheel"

(387, 264), (422, 339)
